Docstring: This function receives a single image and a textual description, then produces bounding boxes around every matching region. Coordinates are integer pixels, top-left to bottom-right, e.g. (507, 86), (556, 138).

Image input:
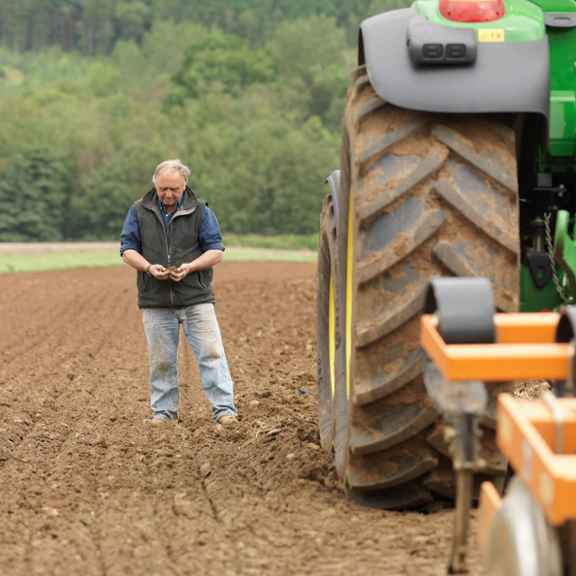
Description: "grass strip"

(224, 234), (318, 251)
(0, 246), (316, 274)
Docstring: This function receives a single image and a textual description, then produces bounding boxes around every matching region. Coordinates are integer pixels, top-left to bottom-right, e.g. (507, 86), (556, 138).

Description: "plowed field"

(0, 262), (482, 575)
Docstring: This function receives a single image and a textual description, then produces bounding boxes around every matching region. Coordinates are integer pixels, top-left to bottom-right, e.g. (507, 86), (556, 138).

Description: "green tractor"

(317, 0), (576, 508)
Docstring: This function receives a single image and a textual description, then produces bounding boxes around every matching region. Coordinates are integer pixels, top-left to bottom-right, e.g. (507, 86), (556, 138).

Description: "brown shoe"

(217, 414), (238, 427)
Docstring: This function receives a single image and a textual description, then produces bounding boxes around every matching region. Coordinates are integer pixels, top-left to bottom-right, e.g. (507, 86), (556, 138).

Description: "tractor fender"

(359, 9), (549, 117)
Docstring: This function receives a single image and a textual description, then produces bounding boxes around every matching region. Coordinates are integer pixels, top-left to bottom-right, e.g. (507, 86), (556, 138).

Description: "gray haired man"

(120, 159), (238, 426)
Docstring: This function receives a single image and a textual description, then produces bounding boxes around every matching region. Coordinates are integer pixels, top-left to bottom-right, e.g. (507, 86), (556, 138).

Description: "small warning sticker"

(478, 29), (506, 43)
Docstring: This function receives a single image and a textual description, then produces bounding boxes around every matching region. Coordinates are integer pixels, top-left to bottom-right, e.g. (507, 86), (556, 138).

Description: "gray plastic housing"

(360, 9), (549, 116)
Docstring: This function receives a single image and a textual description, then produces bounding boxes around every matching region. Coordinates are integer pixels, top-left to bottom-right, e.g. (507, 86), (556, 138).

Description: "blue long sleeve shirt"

(120, 199), (225, 256)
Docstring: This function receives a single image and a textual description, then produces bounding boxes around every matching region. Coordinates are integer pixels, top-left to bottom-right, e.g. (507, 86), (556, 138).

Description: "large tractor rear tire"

(320, 67), (520, 509)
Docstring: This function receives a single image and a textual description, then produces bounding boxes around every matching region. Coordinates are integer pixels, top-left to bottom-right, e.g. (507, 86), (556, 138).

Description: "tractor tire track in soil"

(0, 263), (482, 575)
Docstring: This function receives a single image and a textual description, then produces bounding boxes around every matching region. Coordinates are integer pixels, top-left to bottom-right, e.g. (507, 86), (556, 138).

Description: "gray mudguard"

(360, 9), (549, 116)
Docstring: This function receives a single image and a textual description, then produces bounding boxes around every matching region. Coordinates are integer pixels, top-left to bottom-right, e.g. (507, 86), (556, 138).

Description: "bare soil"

(0, 262), (482, 576)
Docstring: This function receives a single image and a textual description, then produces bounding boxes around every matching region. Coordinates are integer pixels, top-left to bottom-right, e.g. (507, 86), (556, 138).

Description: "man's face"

(155, 170), (186, 210)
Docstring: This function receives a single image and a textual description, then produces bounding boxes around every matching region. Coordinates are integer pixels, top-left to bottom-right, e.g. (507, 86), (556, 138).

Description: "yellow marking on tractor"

(329, 275), (336, 397)
(477, 29), (505, 43)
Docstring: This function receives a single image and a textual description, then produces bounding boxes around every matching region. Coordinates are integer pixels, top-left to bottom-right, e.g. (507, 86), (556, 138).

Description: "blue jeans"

(142, 304), (237, 421)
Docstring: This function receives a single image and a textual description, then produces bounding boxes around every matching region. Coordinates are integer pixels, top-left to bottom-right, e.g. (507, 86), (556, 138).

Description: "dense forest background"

(0, 0), (407, 241)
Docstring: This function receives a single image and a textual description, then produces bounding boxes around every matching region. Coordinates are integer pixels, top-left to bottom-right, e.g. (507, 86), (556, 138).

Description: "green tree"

(114, 1), (151, 43)
(169, 31), (274, 103)
(0, 150), (71, 241)
(141, 20), (210, 79)
(80, 0), (115, 54)
(268, 17), (352, 129)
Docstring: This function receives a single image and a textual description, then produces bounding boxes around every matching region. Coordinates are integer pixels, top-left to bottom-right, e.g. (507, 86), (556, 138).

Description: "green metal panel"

(547, 28), (576, 156)
(413, 0), (545, 42)
(528, 0), (576, 12)
(520, 265), (562, 311)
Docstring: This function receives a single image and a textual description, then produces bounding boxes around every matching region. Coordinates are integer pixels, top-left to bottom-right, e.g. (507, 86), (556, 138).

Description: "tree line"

(0, 0), (408, 242)
(0, 0), (402, 54)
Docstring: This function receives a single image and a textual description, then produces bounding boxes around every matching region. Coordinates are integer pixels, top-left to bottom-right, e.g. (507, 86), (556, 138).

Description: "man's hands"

(147, 263), (191, 282)
(147, 264), (171, 280)
(143, 251), (223, 282)
(168, 264), (191, 283)
(123, 249), (217, 282)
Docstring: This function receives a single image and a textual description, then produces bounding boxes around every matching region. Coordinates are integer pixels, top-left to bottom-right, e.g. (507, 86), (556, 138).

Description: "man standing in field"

(120, 159), (238, 426)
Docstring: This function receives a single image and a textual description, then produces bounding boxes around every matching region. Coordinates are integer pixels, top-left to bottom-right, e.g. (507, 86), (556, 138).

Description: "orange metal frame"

(421, 313), (576, 525)
(420, 313), (570, 381)
(497, 396), (576, 525)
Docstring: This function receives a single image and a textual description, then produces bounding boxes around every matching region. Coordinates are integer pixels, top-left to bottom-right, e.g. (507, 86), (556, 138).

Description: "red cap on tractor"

(439, 0), (505, 22)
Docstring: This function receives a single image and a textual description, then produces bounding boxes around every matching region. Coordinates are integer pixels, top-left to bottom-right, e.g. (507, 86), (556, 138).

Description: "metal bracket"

(545, 13), (576, 29)
(425, 277), (496, 344)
